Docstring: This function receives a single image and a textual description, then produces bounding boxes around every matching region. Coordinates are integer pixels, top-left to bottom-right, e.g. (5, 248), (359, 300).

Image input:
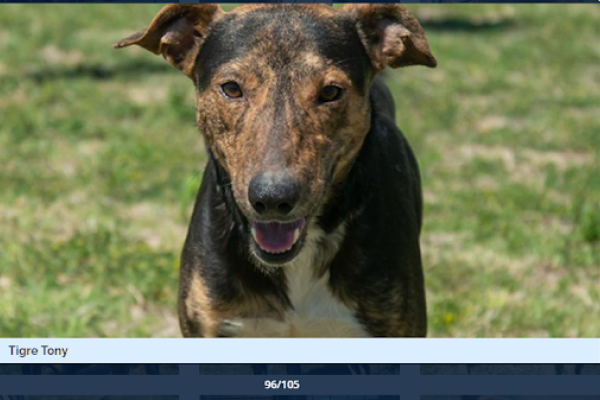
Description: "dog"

(115, 4), (436, 337)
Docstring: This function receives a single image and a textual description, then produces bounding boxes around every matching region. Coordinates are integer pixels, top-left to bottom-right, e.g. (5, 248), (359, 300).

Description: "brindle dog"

(115, 4), (436, 337)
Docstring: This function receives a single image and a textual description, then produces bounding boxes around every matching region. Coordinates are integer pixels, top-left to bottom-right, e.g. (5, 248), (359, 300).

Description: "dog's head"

(115, 4), (435, 266)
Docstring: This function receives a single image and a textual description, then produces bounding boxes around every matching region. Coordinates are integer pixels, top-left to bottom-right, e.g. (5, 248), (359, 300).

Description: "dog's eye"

(318, 86), (343, 103)
(221, 82), (243, 99)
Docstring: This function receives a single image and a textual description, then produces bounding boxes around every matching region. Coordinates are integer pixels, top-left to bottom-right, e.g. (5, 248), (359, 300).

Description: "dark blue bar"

(1, 372), (600, 396)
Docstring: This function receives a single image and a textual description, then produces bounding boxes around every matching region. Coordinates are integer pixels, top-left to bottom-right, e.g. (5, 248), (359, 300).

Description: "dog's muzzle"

(251, 218), (306, 264)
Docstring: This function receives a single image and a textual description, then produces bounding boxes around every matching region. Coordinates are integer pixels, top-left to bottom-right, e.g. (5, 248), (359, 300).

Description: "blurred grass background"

(0, 4), (598, 338)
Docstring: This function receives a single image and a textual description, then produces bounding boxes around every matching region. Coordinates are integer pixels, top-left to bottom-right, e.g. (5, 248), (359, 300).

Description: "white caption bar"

(1, 338), (599, 364)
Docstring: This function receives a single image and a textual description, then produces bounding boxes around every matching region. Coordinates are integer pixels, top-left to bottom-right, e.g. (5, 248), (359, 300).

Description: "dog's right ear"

(113, 4), (224, 79)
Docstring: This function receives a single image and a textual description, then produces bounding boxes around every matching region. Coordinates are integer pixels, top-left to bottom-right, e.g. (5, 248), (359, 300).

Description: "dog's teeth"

(253, 223), (302, 255)
(266, 245), (293, 255)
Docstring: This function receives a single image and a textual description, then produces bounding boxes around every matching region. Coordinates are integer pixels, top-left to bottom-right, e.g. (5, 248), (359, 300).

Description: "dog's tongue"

(251, 219), (305, 254)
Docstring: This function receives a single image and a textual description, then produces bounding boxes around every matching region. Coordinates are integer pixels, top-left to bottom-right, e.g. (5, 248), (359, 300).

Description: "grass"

(0, 4), (598, 338)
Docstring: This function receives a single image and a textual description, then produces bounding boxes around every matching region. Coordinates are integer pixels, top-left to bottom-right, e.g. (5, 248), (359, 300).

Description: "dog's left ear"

(113, 4), (224, 79)
(343, 4), (437, 71)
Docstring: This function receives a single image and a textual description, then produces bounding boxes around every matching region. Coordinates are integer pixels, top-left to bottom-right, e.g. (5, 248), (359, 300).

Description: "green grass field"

(0, 4), (598, 338)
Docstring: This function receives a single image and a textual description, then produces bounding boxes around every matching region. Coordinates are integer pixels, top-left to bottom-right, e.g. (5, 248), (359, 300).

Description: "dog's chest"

(227, 224), (369, 337)
(282, 264), (367, 337)
(281, 224), (367, 337)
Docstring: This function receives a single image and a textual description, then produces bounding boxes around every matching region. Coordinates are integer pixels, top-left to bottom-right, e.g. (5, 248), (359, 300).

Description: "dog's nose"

(248, 171), (300, 216)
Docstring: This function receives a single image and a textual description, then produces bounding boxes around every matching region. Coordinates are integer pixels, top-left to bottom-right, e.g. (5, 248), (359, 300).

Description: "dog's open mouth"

(251, 218), (306, 264)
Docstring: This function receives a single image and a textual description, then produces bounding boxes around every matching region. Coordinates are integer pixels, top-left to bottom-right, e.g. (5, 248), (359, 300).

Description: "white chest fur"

(225, 222), (369, 337)
(282, 262), (368, 337)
